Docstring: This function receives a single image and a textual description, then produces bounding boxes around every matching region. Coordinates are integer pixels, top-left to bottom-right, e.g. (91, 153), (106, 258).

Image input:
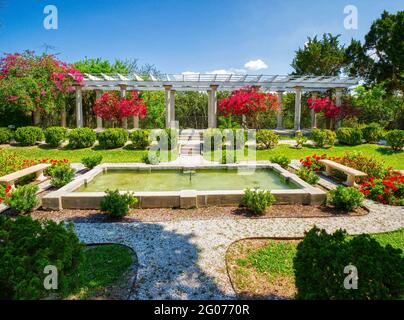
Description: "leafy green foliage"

(294, 227), (404, 300)
(256, 130), (279, 149)
(361, 123), (384, 143)
(44, 126), (68, 147)
(204, 129), (223, 151)
(130, 129), (151, 150)
(311, 129), (336, 148)
(98, 128), (128, 149)
(328, 185), (364, 212)
(68, 128), (96, 149)
(0, 127), (13, 144)
(295, 130), (307, 148)
(336, 127), (363, 145)
(338, 151), (387, 178)
(292, 33), (346, 76)
(296, 167), (320, 185)
(0, 215), (84, 300)
(3, 184), (38, 213)
(345, 11), (404, 92)
(100, 190), (138, 220)
(386, 130), (404, 151)
(14, 126), (44, 146)
(81, 154), (103, 169)
(46, 164), (75, 188)
(269, 155), (290, 168)
(142, 152), (160, 165)
(240, 188), (275, 215)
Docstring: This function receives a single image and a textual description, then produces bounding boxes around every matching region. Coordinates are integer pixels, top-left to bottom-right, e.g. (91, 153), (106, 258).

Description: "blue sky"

(0, 0), (402, 74)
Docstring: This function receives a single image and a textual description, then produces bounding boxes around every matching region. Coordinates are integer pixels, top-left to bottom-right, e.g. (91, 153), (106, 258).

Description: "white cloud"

(244, 59), (268, 71)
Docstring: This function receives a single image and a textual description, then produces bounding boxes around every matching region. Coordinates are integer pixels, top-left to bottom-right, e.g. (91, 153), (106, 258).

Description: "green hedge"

(44, 126), (68, 148)
(14, 126), (44, 146)
(0, 127), (13, 144)
(294, 227), (404, 300)
(68, 128), (97, 149)
(130, 129), (151, 150)
(311, 129), (336, 148)
(98, 128), (128, 149)
(0, 215), (84, 300)
(386, 130), (404, 151)
(361, 123), (384, 144)
(336, 127), (363, 145)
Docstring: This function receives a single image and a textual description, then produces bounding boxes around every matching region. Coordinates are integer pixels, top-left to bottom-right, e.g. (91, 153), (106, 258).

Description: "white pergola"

(73, 73), (359, 130)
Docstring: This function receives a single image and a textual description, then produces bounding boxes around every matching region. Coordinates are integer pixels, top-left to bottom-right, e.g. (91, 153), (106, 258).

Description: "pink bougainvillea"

(93, 91), (147, 123)
(0, 50), (83, 115)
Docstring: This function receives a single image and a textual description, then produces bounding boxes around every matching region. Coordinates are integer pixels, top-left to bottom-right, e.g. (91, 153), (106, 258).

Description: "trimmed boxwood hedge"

(98, 128), (129, 149)
(336, 127), (363, 145)
(44, 126), (68, 147)
(0, 127), (13, 144)
(294, 227), (404, 300)
(68, 128), (97, 149)
(14, 126), (44, 146)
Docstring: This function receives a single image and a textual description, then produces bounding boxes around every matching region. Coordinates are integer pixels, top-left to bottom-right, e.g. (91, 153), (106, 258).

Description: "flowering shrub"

(0, 184), (12, 204)
(0, 51), (83, 118)
(307, 97), (339, 119)
(219, 86), (278, 128)
(300, 154), (327, 172)
(93, 91), (147, 124)
(359, 171), (404, 206)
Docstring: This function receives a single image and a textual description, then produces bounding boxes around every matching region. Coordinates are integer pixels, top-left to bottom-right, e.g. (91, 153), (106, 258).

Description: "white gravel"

(73, 200), (404, 300)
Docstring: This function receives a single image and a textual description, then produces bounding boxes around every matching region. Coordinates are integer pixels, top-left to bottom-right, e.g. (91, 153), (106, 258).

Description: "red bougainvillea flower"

(219, 86), (279, 117)
(93, 91), (147, 122)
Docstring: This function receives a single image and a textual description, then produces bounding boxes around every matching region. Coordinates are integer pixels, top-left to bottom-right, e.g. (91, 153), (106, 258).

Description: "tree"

(345, 11), (404, 92)
(93, 91), (147, 126)
(218, 86), (278, 128)
(0, 51), (83, 126)
(291, 33), (346, 76)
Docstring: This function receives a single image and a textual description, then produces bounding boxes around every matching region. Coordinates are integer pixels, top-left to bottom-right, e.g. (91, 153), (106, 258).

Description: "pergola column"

(276, 91), (284, 129)
(335, 88), (343, 128)
(311, 92), (318, 129)
(208, 85), (218, 128)
(61, 105), (67, 127)
(164, 85), (175, 128)
(95, 90), (103, 130)
(294, 86), (303, 131)
(75, 85), (83, 128)
(119, 85), (128, 129)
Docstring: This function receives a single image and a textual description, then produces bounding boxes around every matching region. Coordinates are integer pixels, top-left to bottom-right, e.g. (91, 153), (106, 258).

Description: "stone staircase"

(179, 130), (203, 156)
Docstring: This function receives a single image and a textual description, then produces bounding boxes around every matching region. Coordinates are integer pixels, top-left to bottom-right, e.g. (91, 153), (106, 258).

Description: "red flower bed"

(300, 153), (404, 205)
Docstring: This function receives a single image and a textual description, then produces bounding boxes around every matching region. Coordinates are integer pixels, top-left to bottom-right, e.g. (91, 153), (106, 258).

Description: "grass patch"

(5, 145), (178, 163)
(66, 244), (134, 300)
(226, 229), (404, 299)
(205, 144), (404, 169)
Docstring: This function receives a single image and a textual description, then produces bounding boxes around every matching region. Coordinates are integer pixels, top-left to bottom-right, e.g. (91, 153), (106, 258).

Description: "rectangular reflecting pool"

(75, 169), (301, 192)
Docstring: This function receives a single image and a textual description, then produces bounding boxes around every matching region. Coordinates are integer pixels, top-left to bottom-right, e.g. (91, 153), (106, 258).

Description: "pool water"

(75, 169), (300, 192)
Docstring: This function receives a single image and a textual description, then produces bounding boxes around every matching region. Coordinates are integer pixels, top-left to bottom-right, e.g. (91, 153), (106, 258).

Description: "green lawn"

(66, 244), (134, 300)
(5, 145), (177, 163)
(227, 229), (404, 298)
(206, 144), (404, 169)
(4, 143), (403, 169)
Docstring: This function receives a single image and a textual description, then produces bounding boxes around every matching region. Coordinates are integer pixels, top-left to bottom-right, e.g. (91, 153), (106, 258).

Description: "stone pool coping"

(42, 161), (326, 210)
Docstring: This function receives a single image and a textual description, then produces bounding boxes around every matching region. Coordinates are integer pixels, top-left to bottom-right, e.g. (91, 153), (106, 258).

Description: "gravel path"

(73, 200), (404, 300)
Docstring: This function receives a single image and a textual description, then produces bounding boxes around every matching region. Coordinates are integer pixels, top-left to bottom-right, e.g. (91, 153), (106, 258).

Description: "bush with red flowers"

(358, 171), (404, 206)
(300, 154), (327, 172)
(219, 86), (278, 128)
(93, 91), (147, 125)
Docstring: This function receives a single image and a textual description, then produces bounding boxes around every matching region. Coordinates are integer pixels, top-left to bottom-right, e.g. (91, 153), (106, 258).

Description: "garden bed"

(26, 204), (368, 223)
(226, 229), (404, 300)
